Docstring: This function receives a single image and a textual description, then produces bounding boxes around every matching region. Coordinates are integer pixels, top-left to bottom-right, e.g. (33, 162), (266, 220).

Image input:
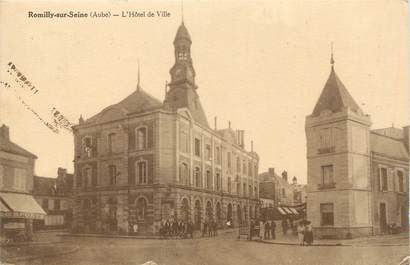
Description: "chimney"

(214, 116), (217, 130)
(292, 176), (297, 185)
(236, 130), (245, 148)
(251, 140), (254, 152)
(282, 170), (288, 182)
(0, 124), (10, 140)
(403, 126), (409, 151)
(57, 167), (67, 179)
(268, 168), (275, 177)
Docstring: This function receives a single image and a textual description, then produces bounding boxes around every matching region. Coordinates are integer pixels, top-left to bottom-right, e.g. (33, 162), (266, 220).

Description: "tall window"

(319, 128), (332, 148)
(320, 203), (334, 226)
(179, 163), (189, 185)
(254, 186), (257, 197)
(205, 144), (211, 161)
(136, 197), (147, 221)
(136, 161), (147, 184)
(108, 133), (116, 154)
(249, 185), (252, 196)
(282, 188), (286, 197)
(194, 138), (201, 157)
(380, 167), (388, 191)
(42, 199), (49, 210)
(82, 167), (91, 187)
(397, 170), (404, 192)
(14, 168), (26, 191)
(206, 170), (212, 189)
(55, 199), (61, 210)
(194, 167), (201, 188)
(136, 127), (147, 150)
(215, 173), (221, 191)
(248, 162), (252, 177)
(109, 165), (117, 185)
(237, 182), (241, 195)
(215, 147), (221, 164)
(242, 160), (246, 174)
(254, 165), (257, 178)
(179, 131), (189, 153)
(236, 157), (240, 172)
(243, 183), (246, 196)
(322, 165), (334, 184)
(82, 136), (92, 158)
(228, 177), (232, 193)
(227, 152), (231, 168)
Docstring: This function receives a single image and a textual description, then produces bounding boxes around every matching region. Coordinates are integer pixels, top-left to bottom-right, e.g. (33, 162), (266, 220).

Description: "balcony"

(318, 182), (336, 190)
(317, 146), (335, 154)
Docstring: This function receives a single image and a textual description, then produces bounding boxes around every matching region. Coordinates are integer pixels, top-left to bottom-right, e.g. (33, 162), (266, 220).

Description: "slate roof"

(312, 68), (362, 116)
(0, 135), (37, 158)
(33, 176), (56, 196)
(370, 132), (409, 161)
(174, 22), (192, 44)
(85, 89), (163, 124)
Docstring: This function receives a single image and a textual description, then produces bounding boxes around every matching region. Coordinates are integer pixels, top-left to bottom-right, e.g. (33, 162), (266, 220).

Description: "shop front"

(0, 192), (46, 242)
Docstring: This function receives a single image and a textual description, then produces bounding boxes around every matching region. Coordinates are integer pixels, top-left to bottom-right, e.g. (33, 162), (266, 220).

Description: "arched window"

(179, 163), (189, 185)
(136, 127), (147, 150)
(136, 160), (148, 184)
(136, 197), (147, 221)
(194, 167), (201, 188)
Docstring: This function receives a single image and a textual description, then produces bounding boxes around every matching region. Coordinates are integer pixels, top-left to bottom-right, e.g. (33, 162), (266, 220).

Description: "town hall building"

(71, 22), (259, 235)
(305, 55), (409, 239)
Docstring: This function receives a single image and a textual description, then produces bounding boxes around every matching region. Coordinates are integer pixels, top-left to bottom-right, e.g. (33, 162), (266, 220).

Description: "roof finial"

(137, 58), (141, 91)
(181, 0), (184, 23)
(330, 42), (335, 70)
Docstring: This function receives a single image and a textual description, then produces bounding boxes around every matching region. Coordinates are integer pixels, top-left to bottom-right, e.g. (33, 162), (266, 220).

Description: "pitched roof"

(33, 176), (56, 196)
(370, 132), (409, 161)
(0, 136), (37, 158)
(372, 127), (404, 140)
(312, 68), (362, 116)
(85, 89), (163, 124)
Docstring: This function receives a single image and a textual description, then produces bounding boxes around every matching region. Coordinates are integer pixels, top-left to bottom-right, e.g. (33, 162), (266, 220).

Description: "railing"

(317, 146), (335, 154)
(318, 182), (336, 189)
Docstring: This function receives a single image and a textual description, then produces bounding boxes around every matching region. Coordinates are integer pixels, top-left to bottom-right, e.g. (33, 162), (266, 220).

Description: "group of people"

(159, 219), (194, 239)
(202, 219), (218, 237)
(297, 221), (314, 246)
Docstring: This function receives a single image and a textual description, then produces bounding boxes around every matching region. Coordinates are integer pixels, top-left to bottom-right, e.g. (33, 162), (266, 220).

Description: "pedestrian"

(259, 220), (265, 239)
(133, 222), (139, 235)
(282, 218), (288, 235)
(297, 222), (305, 246)
(304, 221), (313, 246)
(187, 220), (194, 238)
(264, 220), (271, 240)
(202, 220), (208, 237)
(270, 220), (276, 240)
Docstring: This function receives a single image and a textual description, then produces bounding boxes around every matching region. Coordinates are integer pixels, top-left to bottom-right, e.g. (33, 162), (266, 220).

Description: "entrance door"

(379, 203), (387, 233)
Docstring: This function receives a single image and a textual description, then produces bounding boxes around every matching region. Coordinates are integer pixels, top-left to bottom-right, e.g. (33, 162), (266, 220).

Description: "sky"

(0, 1), (408, 183)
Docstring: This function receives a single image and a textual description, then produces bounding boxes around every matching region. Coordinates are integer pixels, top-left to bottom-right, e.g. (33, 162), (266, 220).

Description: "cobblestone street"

(3, 231), (408, 265)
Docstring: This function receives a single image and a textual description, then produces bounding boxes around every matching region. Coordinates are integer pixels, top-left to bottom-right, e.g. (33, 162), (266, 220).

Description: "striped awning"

(0, 192), (46, 220)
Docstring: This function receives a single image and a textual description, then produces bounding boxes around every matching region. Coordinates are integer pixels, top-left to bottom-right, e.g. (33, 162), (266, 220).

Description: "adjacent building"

(33, 168), (74, 229)
(72, 22), (259, 235)
(0, 124), (45, 238)
(305, 57), (409, 239)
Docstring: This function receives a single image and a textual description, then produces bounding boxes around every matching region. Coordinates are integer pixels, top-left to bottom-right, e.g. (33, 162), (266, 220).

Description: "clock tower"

(164, 22), (209, 128)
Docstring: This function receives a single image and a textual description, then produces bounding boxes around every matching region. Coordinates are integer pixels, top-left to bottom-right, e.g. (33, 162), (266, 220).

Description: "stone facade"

(305, 62), (409, 239)
(72, 22), (259, 235)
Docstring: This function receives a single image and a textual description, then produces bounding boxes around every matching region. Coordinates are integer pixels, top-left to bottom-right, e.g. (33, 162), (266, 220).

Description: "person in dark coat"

(282, 218), (288, 235)
(264, 221), (271, 240)
(202, 221), (208, 237)
(270, 220), (276, 240)
(303, 222), (314, 245)
(187, 220), (194, 238)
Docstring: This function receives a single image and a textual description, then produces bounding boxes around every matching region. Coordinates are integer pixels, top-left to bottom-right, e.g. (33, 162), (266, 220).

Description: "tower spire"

(181, 0), (184, 23)
(330, 42), (335, 70)
(137, 58), (141, 91)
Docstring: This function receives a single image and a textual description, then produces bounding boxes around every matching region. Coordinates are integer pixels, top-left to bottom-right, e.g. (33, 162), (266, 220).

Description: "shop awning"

(289, 208), (299, 215)
(277, 207), (287, 215)
(0, 192), (46, 219)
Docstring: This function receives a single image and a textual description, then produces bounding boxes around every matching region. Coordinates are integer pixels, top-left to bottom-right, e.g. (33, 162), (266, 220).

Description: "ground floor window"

(320, 203), (334, 226)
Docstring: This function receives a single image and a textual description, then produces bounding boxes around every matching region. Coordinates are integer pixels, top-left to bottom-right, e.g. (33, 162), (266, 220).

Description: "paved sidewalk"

(257, 232), (409, 247)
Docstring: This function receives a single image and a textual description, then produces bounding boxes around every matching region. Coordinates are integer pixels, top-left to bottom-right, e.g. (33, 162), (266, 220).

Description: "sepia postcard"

(0, 1), (409, 265)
